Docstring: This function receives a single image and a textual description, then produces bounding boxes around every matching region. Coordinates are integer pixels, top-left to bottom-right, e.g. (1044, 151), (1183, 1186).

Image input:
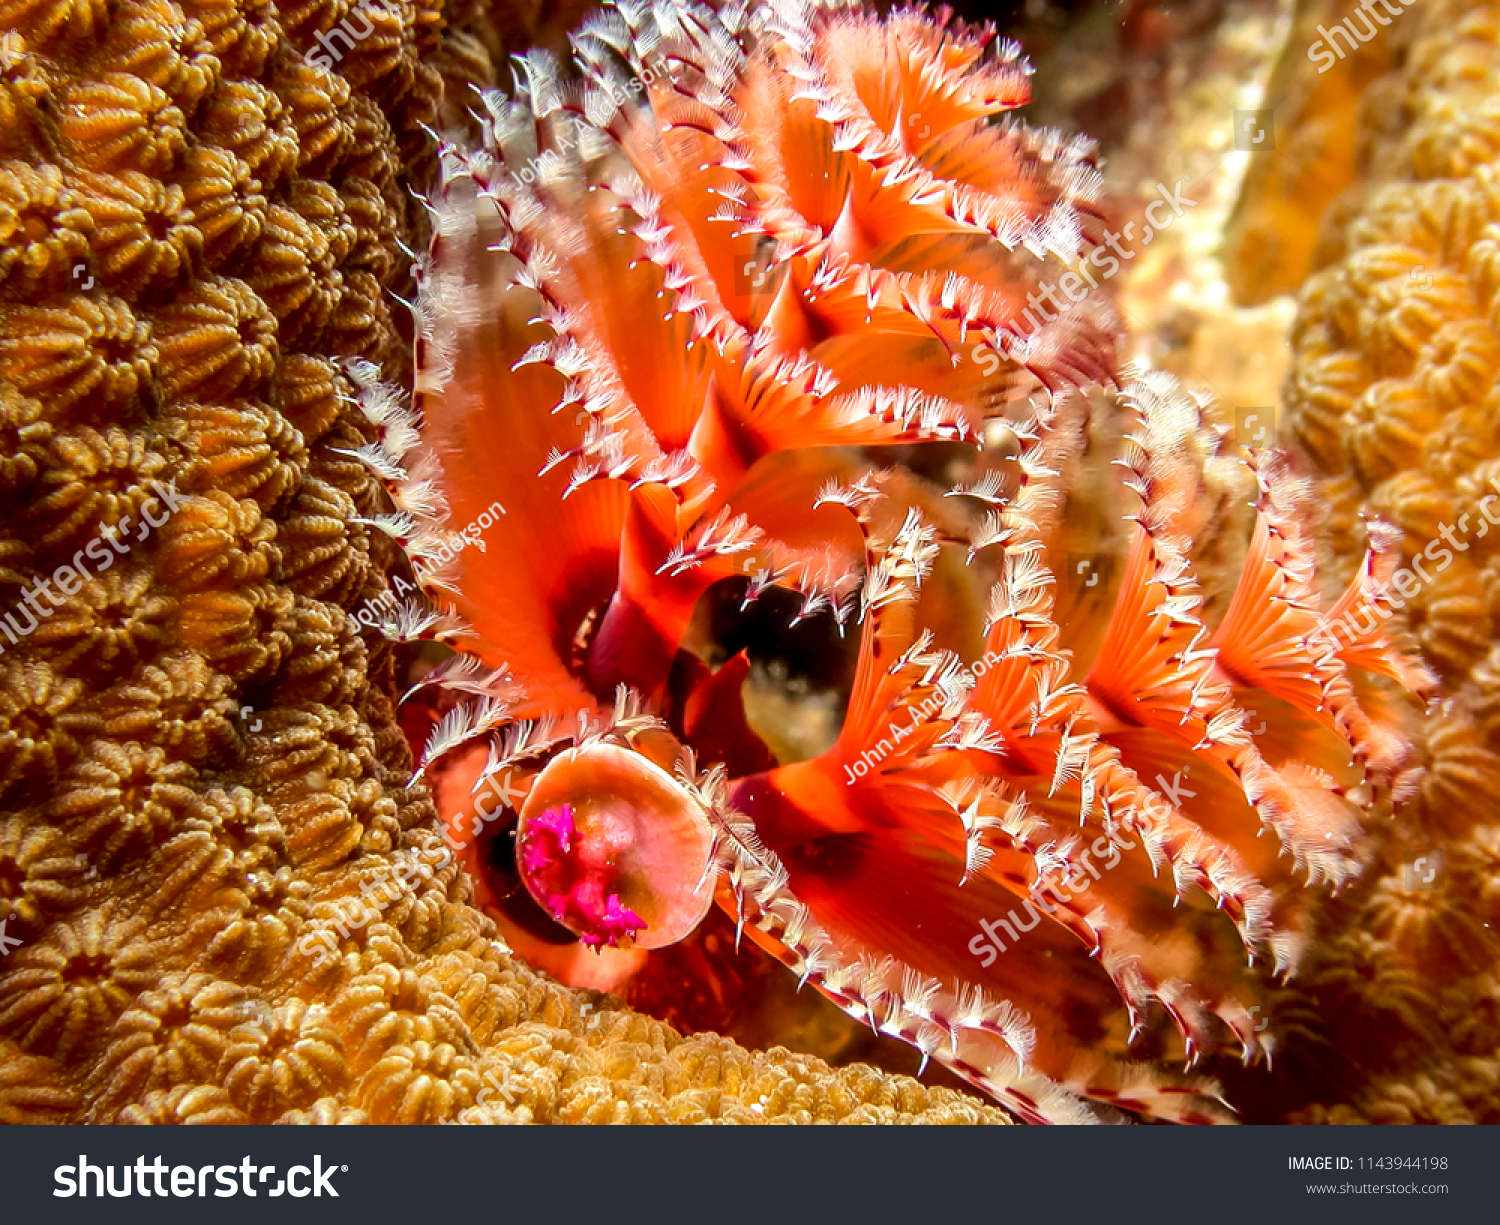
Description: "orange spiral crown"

(347, 0), (1435, 1123)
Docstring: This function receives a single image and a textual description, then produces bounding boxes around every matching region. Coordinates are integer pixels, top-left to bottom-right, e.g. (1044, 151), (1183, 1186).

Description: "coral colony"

(8, 0), (1500, 1127)
(7, 0), (1014, 1126)
(340, 0), (1439, 1124)
(0, 478), (186, 655)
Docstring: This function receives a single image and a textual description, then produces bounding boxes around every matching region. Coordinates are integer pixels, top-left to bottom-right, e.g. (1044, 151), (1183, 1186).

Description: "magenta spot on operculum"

(520, 802), (574, 875)
(519, 802), (646, 948)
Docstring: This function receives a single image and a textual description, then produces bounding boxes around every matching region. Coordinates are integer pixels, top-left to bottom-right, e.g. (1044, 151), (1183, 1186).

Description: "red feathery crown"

(347, 0), (1434, 1122)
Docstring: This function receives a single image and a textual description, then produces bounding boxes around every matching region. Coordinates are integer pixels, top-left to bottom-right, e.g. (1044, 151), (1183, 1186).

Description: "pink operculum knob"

(518, 802), (647, 948)
(514, 742), (717, 951)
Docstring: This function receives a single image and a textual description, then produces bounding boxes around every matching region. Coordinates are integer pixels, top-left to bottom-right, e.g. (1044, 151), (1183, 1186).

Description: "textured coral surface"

(0, 0), (1007, 1122)
(1, 0), (1496, 1127)
(1264, 0), (1500, 1124)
